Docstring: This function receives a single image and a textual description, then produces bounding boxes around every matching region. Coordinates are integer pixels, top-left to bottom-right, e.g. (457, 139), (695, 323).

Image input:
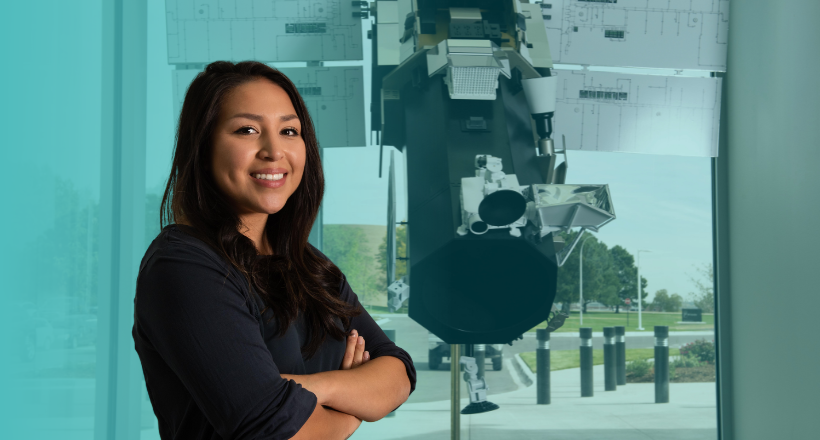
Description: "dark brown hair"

(160, 61), (359, 358)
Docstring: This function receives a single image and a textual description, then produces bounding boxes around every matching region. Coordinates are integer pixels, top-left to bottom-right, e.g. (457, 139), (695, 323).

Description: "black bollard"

(603, 327), (617, 391)
(384, 329), (397, 417)
(580, 327), (593, 397)
(615, 326), (626, 385)
(536, 329), (551, 404)
(654, 326), (669, 403)
(475, 344), (486, 380)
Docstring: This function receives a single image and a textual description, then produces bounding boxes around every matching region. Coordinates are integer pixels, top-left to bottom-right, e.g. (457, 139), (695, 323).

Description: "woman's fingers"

(340, 330), (371, 370)
(340, 330), (358, 370)
(351, 336), (365, 368)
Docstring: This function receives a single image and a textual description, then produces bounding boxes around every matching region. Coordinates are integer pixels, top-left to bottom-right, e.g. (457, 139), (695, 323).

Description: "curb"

(511, 354), (535, 387)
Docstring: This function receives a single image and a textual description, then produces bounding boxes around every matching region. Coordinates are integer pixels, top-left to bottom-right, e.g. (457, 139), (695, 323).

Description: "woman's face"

(211, 78), (306, 217)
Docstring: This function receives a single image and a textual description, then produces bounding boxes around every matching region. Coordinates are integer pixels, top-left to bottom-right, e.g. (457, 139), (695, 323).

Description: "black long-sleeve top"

(133, 225), (416, 440)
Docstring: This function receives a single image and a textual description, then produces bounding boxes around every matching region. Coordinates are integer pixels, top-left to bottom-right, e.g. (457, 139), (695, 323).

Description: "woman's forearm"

(287, 356), (411, 422)
(290, 403), (361, 440)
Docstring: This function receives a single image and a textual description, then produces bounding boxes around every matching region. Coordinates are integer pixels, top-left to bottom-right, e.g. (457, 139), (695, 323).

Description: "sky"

(140, 2), (714, 302)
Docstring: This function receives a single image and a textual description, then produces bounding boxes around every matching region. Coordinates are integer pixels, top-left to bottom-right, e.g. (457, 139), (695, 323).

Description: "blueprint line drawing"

(278, 66), (366, 147)
(165, 0), (364, 64)
(542, 0), (729, 71)
(172, 66), (365, 147)
(552, 69), (722, 157)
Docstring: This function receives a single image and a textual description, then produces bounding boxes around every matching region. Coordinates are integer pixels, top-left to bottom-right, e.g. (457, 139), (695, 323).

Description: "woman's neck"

(238, 213), (272, 255)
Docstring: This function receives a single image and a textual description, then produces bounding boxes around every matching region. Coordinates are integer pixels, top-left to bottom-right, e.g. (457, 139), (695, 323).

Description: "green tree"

(650, 289), (668, 312)
(322, 225), (381, 303)
(555, 231), (619, 313)
(608, 245), (649, 312)
(669, 293), (684, 312)
(636, 276), (649, 310)
(610, 245), (635, 313)
(376, 223), (407, 285)
(650, 289), (684, 312)
(687, 263), (714, 313)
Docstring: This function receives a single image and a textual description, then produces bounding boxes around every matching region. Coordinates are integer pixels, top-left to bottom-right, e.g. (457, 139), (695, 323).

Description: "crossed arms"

(135, 242), (413, 440)
(287, 329), (412, 439)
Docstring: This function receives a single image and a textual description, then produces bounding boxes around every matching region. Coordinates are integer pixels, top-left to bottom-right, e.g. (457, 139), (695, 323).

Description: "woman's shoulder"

(140, 224), (238, 278)
(305, 242), (329, 262)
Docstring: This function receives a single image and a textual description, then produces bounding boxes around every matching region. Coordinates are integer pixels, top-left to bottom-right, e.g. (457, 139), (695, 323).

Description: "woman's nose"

(259, 134), (285, 161)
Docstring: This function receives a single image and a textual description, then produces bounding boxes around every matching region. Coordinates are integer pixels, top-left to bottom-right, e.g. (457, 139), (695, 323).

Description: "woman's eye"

(282, 128), (299, 136)
(234, 126), (258, 135)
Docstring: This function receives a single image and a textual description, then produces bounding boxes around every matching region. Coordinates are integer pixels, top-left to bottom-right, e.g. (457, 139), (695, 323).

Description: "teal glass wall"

(0, 1), (107, 438)
(0, 1), (721, 439)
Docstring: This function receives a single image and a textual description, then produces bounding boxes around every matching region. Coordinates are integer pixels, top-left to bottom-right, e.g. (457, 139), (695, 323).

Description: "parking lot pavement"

(353, 362), (717, 440)
(362, 314), (717, 440)
(372, 314), (520, 403)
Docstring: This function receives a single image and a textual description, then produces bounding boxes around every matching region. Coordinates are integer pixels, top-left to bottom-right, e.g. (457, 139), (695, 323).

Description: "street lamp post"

(636, 249), (651, 330)
(579, 234), (595, 326)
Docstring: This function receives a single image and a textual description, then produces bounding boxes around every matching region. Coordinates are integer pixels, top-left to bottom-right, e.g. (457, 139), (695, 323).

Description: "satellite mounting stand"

(450, 344), (500, 440)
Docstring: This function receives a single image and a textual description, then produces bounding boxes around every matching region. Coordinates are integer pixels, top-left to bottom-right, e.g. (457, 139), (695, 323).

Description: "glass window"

(0, 1), (719, 438)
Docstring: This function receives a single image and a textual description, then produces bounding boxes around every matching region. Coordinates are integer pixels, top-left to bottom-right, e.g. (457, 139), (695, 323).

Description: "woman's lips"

(251, 173), (287, 188)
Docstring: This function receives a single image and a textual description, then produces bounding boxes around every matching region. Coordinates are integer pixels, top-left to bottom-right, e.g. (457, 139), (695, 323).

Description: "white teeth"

(253, 173), (285, 181)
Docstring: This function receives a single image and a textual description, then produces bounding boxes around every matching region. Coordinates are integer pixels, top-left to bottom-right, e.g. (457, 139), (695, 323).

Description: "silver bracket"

(555, 227), (589, 267)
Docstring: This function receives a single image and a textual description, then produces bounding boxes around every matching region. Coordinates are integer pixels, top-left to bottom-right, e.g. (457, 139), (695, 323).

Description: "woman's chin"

(259, 201), (287, 215)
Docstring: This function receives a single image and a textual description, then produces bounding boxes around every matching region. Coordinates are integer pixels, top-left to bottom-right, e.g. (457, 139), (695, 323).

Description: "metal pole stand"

(615, 326), (626, 386)
(451, 344), (461, 440)
(474, 344), (486, 380)
(654, 326), (669, 403)
(580, 327), (593, 397)
(384, 330), (397, 417)
(603, 327), (617, 391)
(459, 356), (499, 415)
(536, 329), (551, 404)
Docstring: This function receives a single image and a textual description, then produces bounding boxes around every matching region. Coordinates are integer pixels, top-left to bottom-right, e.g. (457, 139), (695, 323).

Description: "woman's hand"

(340, 329), (370, 370)
(282, 329), (370, 406)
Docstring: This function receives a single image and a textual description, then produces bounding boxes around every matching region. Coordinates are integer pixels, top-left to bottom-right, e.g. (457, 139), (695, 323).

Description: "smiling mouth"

(252, 173), (285, 181)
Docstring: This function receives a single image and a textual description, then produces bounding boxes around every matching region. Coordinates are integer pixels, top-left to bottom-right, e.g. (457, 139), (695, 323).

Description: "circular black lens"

(478, 190), (527, 226)
(470, 221), (489, 234)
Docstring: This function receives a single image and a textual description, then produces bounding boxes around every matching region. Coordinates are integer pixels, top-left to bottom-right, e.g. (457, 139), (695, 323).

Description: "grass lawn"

(528, 311), (714, 333)
(520, 348), (681, 373)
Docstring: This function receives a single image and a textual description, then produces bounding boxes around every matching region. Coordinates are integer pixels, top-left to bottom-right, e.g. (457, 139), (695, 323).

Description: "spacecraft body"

(372, 0), (614, 344)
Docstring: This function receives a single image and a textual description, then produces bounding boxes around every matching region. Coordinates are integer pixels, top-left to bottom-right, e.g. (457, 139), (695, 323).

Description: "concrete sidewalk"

(351, 359), (717, 440)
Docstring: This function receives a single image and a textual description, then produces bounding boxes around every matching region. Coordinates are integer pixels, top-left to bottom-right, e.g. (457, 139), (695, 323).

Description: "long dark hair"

(160, 61), (359, 358)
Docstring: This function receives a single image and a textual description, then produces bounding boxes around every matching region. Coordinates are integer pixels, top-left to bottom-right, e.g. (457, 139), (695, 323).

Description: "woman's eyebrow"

(229, 113), (299, 123)
(230, 113), (263, 122)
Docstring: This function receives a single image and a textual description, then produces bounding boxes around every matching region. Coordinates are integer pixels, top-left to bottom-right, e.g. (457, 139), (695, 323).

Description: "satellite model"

(371, 0), (614, 338)
(369, 0), (615, 414)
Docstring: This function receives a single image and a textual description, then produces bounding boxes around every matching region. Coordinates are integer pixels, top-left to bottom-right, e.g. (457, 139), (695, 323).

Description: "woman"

(133, 61), (415, 440)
